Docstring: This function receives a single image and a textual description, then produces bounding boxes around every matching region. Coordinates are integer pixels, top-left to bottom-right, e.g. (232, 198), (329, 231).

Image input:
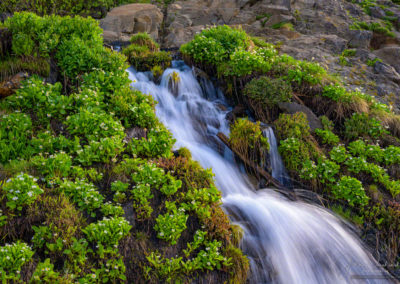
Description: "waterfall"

(127, 61), (392, 283)
(262, 127), (292, 187)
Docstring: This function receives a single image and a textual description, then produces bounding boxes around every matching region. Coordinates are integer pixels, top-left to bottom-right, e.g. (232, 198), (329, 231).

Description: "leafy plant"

(0, 241), (34, 282)
(2, 173), (43, 213)
(331, 176), (369, 207)
(154, 201), (188, 245)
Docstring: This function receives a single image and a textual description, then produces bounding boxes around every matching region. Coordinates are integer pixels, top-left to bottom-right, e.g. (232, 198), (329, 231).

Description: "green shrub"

(130, 32), (159, 51)
(2, 173), (43, 213)
(30, 259), (63, 283)
(274, 112), (311, 141)
(180, 25), (250, 66)
(31, 152), (72, 177)
(229, 119), (269, 166)
(0, 112), (33, 163)
(315, 129), (340, 145)
(332, 176), (369, 207)
(66, 109), (125, 141)
(243, 76), (292, 121)
(76, 136), (125, 166)
(344, 113), (388, 140)
(350, 20), (394, 37)
(0, 241), (34, 282)
(279, 137), (311, 172)
(154, 201), (188, 245)
(59, 179), (104, 217)
(83, 217), (131, 253)
(123, 44), (171, 71)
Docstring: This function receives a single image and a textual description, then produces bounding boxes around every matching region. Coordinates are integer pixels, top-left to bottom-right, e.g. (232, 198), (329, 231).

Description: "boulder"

(369, 6), (386, 19)
(374, 61), (400, 84)
(374, 46), (400, 73)
(277, 102), (323, 131)
(348, 30), (372, 49)
(100, 4), (163, 44)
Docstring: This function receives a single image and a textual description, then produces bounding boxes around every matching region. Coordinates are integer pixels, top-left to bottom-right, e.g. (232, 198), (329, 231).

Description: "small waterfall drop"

(262, 127), (292, 187)
(127, 62), (392, 283)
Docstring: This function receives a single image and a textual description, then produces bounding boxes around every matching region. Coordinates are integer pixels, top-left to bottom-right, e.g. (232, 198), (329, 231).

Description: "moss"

(224, 245), (250, 284)
(229, 118), (270, 168)
(176, 147), (192, 159)
(0, 56), (50, 81)
(123, 44), (171, 72)
(130, 32), (159, 52)
(244, 76), (292, 122)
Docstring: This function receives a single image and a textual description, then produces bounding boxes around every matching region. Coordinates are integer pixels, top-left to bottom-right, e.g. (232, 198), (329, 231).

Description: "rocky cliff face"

(102, 0), (400, 111)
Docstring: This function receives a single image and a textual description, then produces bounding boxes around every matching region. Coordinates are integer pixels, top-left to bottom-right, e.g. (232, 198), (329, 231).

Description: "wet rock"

(277, 102), (323, 131)
(100, 4), (163, 44)
(348, 30), (373, 49)
(0, 72), (29, 99)
(226, 105), (247, 123)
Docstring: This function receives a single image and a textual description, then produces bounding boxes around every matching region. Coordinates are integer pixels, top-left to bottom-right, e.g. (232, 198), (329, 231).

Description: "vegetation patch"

(0, 12), (247, 283)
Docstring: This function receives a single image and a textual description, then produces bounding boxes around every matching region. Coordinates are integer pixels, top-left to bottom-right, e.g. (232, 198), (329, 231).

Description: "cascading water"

(127, 61), (392, 283)
(262, 127), (292, 187)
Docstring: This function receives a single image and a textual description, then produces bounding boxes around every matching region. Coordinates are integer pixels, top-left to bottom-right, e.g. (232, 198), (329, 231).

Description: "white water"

(128, 62), (392, 283)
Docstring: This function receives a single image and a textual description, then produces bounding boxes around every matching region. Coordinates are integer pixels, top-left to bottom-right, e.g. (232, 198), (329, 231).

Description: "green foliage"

(123, 44), (171, 71)
(0, 241), (34, 282)
(300, 158), (340, 184)
(350, 20), (394, 37)
(271, 21), (294, 30)
(76, 136), (125, 166)
(4, 76), (72, 124)
(83, 217), (131, 253)
(332, 176), (369, 207)
(31, 152), (72, 178)
(130, 32), (159, 51)
(0, 0), (138, 16)
(59, 179), (104, 217)
(5, 12), (103, 57)
(66, 109), (125, 141)
(279, 137), (312, 172)
(244, 76), (292, 108)
(30, 259), (62, 283)
(2, 173), (43, 212)
(181, 25), (250, 65)
(101, 202), (125, 217)
(367, 57), (382, 67)
(0, 56), (49, 82)
(315, 129), (340, 145)
(339, 49), (356, 66)
(274, 112), (311, 141)
(0, 112), (32, 163)
(344, 113), (388, 140)
(154, 201), (188, 245)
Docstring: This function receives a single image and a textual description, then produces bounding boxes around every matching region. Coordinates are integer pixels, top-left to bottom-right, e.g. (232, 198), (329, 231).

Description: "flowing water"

(127, 61), (392, 283)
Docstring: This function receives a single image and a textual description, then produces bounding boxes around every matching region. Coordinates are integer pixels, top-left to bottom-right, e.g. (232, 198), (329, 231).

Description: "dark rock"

(124, 127), (147, 143)
(226, 105), (247, 123)
(348, 30), (372, 49)
(374, 46), (400, 73)
(277, 102), (323, 131)
(0, 27), (12, 58)
(123, 204), (135, 227)
(374, 61), (400, 83)
(369, 6), (386, 19)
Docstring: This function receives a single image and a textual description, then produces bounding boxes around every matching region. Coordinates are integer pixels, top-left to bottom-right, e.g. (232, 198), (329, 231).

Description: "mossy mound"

(0, 13), (248, 283)
(123, 33), (171, 72)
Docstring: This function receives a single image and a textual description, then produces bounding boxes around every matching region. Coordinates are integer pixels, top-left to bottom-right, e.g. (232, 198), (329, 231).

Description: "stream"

(127, 61), (392, 283)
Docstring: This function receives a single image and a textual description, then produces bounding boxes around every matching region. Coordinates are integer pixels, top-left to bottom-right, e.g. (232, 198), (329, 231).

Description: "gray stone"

(370, 6), (386, 19)
(348, 30), (373, 48)
(374, 61), (400, 83)
(374, 46), (400, 73)
(277, 102), (323, 131)
(100, 4), (163, 44)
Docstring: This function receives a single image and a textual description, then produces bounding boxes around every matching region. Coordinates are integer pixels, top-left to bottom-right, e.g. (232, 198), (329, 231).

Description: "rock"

(374, 46), (400, 73)
(0, 72), (29, 99)
(348, 30), (373, 48)
(374, 61), (400, 84)
(100, 4), (163, 44)
(277, 102), (323, 131)
(369, 6), (386, 19)
(226, 105), (247, 123)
